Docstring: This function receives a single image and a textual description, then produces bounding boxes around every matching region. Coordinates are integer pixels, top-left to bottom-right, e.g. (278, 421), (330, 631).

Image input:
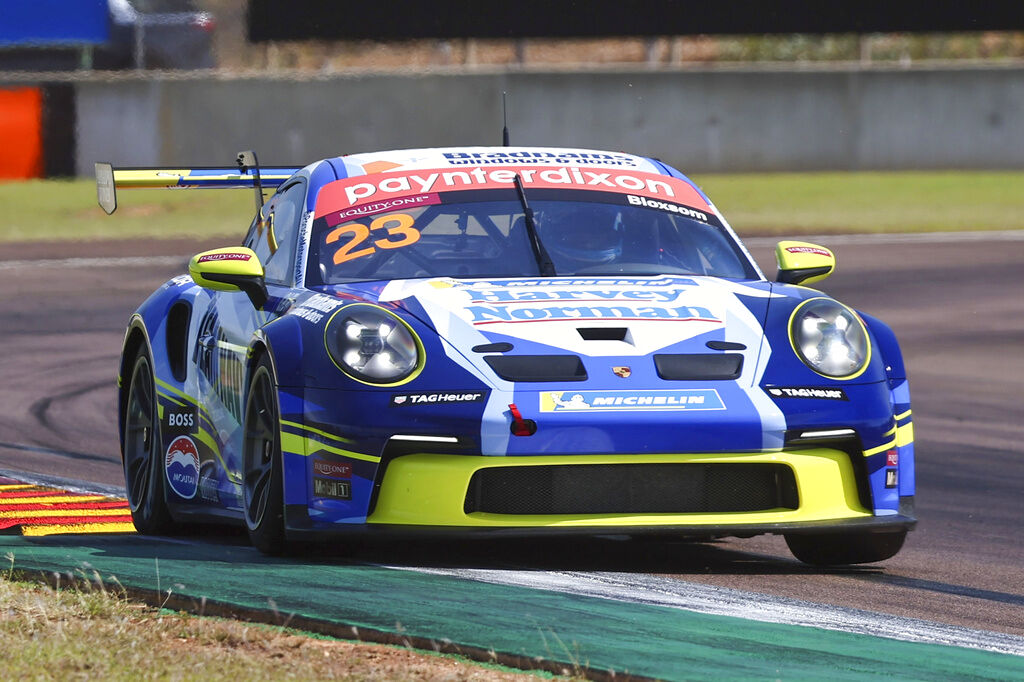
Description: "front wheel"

(242, 353), (288, 555)
(784, 530), (907, 566)
(122, 350), (176, 535)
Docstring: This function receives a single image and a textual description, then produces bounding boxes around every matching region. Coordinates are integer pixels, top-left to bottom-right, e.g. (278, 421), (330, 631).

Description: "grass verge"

(1, 171), (1022, 244)
(0, 569), (576, 681)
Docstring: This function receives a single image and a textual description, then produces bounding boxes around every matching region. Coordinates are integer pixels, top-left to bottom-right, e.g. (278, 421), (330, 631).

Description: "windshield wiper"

(513, 174), (556, 276)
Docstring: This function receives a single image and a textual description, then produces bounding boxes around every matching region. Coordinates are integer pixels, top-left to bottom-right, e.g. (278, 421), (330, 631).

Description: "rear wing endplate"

(95, 156), (300, 215)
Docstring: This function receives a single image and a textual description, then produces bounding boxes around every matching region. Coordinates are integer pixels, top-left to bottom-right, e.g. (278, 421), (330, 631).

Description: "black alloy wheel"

(242, 354), (288, 555)
(122, 351), (175, 534)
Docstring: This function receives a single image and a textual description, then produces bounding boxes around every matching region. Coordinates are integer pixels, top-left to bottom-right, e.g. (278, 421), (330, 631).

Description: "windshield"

(307, 187), (757, 284)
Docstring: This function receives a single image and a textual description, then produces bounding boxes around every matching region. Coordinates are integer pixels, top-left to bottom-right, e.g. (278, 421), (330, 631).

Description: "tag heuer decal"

(766, 386), (848, 401)
(390, 391), (489, 407)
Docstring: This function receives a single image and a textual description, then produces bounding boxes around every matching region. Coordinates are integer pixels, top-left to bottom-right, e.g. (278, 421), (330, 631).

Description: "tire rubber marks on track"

(0, 477), (134, 536)
(393, 566), (1024, 657)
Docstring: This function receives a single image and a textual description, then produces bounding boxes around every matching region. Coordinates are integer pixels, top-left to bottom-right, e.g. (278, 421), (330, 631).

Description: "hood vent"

(577, 327), (629, 342)
(485, 355), (588, 382)
(655, 353), (743, 380)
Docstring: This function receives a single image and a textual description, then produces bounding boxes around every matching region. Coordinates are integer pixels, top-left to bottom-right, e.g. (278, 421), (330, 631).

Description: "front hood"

(373, 275), (776, 387)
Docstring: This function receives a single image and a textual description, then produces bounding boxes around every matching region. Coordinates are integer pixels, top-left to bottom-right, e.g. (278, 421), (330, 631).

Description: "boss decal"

(767, 386), (848, 401)
(164, 406), (197, 432)
(314, 477), (352, 500)
(390, 391), (488, 406)
(165, 435), (200, 499)
(541, 389), (724, 412)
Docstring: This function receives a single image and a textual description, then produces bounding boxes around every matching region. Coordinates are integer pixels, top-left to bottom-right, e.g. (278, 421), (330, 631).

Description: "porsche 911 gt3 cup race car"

(99, 145), (915, 565)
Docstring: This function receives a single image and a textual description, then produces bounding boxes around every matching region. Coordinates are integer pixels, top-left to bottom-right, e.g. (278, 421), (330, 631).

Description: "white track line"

(0, 255), (187, 271)
(1, 231), (1022, 271)
(390, 566), (1024, 657)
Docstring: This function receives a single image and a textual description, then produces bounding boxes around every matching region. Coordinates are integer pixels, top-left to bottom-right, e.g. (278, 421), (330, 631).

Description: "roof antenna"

(236, 150), (264, 214)
(502, 92), (510, 147)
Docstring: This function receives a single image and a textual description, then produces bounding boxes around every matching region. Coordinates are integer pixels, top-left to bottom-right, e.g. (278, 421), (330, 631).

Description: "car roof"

(304, 145), (712, 209)
(327, 146), (665, 176)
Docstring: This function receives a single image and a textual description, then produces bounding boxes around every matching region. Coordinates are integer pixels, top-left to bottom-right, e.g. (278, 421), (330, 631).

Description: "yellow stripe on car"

(863, 438), (898, 457)
(280, 432), (380, 463)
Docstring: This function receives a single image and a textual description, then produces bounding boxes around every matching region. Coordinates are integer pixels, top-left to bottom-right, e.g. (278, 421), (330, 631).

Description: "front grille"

(464, 463), (798, 515)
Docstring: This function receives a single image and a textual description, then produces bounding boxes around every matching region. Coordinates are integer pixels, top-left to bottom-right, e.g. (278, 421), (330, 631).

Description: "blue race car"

(99, 146), (915, 565)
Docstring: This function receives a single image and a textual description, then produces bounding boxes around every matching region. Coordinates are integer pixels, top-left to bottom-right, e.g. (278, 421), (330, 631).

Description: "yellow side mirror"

(188, 247), (268, 307)
(775, 241), (836, 286)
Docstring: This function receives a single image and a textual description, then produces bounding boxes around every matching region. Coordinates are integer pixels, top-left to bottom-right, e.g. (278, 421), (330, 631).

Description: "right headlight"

(324, 304), (423, 385)
(789, 298), (870, 379)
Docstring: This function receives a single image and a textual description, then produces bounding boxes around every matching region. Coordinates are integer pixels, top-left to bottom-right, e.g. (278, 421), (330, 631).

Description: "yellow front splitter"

(368, 449), (870, 528)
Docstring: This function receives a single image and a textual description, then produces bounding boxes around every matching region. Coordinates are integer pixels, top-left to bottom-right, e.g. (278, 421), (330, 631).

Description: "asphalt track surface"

(0, 234), (1021, 641)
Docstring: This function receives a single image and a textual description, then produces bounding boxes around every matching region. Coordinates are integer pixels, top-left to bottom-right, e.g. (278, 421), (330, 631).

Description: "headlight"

(789, 298), (869, 379)
(325, 304), (423, 385)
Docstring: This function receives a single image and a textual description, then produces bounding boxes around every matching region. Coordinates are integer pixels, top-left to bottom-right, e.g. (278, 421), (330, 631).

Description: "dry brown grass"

(0, 573), (576, 681)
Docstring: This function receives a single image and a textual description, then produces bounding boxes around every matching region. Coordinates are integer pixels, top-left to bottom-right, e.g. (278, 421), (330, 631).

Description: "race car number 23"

(326, 213), (420, 265)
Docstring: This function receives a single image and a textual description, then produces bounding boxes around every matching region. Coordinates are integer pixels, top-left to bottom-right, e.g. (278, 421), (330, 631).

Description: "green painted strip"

(1, 535), (1019, 680)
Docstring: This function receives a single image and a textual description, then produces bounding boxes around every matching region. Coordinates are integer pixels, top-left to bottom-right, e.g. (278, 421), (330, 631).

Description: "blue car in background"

(98, 145), (916, 565)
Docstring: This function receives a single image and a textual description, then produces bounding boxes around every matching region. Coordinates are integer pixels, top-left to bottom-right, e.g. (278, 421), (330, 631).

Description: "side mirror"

(189, 247), (268, 308)
(775, 241), (835, 286)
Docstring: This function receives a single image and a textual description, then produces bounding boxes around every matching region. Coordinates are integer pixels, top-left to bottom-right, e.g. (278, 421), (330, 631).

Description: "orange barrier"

(0, 87), (44, 179)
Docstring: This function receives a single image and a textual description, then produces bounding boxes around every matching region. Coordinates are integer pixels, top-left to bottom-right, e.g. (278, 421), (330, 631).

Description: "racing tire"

(242, 353), (288, 555)
(122, 350), (176, 535)
(784, 530), (907, 566)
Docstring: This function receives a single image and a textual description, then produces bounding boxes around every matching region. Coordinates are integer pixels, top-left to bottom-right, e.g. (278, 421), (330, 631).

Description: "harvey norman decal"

(467, 304), (719, 325)
(540, 389), (724, 412)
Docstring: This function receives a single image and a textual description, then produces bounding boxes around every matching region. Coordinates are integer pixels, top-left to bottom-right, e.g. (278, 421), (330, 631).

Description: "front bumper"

(359, 448), (895, 530)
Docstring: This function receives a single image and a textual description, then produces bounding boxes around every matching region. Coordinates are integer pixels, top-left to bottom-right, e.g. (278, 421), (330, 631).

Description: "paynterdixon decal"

(314, 166), (713, 217)
(540, 389), (724, 412)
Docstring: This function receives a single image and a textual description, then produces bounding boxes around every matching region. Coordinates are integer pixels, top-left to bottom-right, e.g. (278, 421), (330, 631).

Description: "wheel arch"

(118, 316), (154, 457)
(859, 311), (907, 382)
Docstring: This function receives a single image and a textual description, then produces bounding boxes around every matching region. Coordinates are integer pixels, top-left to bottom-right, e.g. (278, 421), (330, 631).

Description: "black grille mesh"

(464, 463), (798, 515)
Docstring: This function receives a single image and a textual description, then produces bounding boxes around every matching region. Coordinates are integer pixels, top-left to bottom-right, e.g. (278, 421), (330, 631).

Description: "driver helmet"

(538, 203), (623, 267)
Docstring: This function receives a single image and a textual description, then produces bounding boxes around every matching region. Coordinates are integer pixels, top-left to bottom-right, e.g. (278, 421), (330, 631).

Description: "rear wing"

(95, 151), (300, 215)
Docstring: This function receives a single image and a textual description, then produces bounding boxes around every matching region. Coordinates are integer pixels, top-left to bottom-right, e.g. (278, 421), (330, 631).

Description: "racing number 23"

(326, 213), (420, 265)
